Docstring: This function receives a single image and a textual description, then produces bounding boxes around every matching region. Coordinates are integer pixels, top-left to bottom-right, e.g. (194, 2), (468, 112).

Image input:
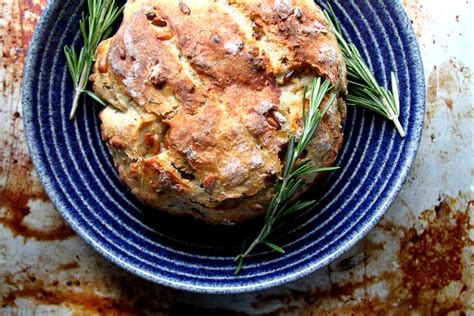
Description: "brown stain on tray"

(58, 261), (81, 271)
(425, 59), (472, 124)
(1, 0), (75, 241)
(400, 201), (466, 294)
(2, 266), (175, 315)
(253, 196), (471, 314)
(395, 199), (470, 314)
(2, 287), (141, 315)
(0, 157), (75, 241)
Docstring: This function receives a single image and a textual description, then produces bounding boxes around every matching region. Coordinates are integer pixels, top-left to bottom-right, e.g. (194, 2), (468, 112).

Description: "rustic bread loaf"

(91, 0), (347, 224)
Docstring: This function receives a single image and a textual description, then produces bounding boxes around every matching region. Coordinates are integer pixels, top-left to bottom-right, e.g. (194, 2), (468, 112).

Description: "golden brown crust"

(92, 0), (347, 224)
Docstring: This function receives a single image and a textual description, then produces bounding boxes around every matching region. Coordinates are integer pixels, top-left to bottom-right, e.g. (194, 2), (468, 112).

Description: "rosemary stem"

(383, 97), (406, 138)
(392, 117), (406, 138)
(324, 5), (406, 138)
(65, 0), (123, 119)
(69, 65), (89, 119)
(70, 89), (82, 120)
(241, 227), (267, 259)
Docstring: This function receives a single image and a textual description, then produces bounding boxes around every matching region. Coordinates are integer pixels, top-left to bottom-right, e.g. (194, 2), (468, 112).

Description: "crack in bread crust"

(92, 0), (347, 224)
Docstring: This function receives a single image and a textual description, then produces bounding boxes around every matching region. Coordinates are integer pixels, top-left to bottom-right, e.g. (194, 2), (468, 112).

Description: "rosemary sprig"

(235, 78), (339, 274)
(324, 5), (406, 138)
(64, 0), (123, 119)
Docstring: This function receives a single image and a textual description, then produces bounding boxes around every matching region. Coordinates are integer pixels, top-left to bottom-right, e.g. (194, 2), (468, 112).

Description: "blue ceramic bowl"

(23, 0), (425, 293)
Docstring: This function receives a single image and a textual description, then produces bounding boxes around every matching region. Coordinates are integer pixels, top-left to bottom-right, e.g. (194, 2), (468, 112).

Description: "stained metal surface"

(1, 0), (473, 314)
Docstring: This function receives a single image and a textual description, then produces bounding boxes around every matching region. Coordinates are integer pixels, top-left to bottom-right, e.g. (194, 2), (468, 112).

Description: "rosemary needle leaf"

(64, 0), (124, 119)
(324, 5), (406, 138)
(234, 256), (244, 275)
(281, 200), (315, 217)
(84, 90), (108, 106)
(263, 242), (286, 254)
(293, 165), (340, 178)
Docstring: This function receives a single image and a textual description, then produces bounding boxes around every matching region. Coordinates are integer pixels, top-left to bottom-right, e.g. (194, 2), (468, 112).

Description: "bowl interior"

(23, 0), (425, 293)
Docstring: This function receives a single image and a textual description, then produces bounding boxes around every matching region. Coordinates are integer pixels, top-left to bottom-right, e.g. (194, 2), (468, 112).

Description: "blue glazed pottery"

(23, 0), (425, 293)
